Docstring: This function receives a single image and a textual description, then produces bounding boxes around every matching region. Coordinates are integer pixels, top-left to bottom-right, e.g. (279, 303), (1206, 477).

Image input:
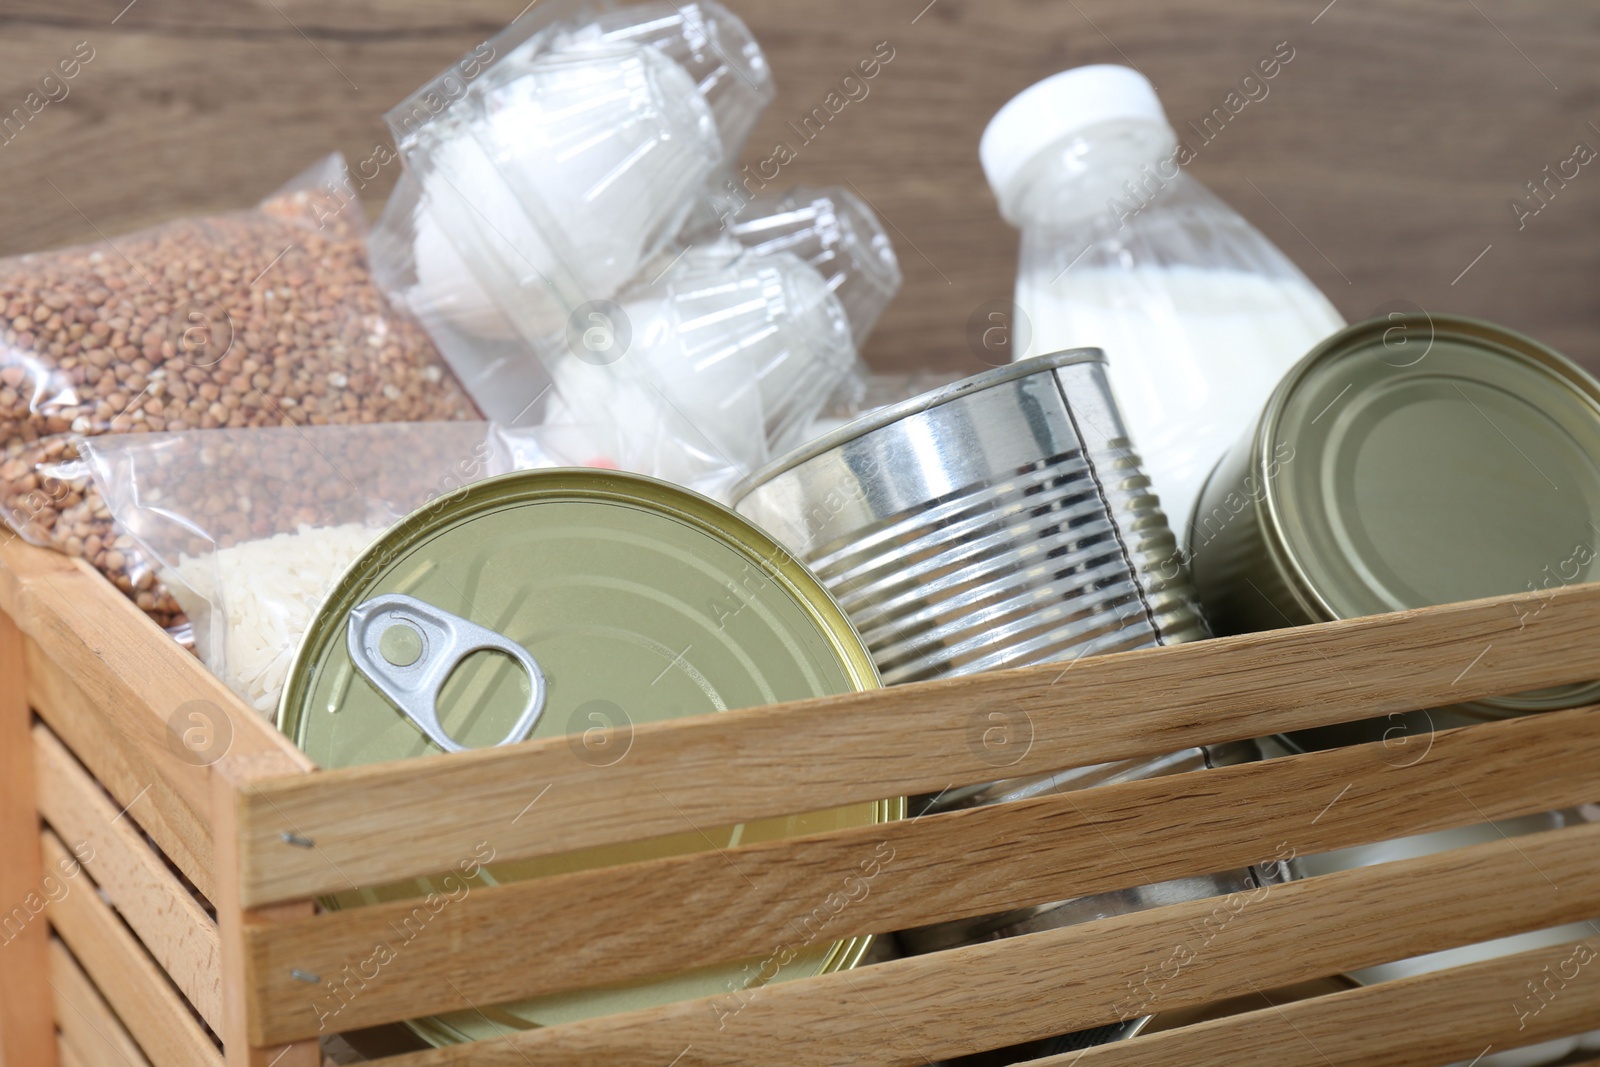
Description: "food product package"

(385, 0), (748, 368)
(0, 154), (480, 631)
(374, 181), (876, 500)
(720, 185), (902, 348)
(538, 241), (858, 500)
(82, 423), (524, 715)
(369, 0), (777, 424)
(373, 3), (887, 501)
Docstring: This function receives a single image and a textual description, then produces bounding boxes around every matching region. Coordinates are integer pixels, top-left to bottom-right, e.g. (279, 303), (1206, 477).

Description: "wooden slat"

(234, 580), (1600, 906)
(355, 823), (1600, 1066)
(0, 539), (314, 896)
(244, 705), (1600, 1039)
(211, 754), (321, 1067)
(49, 938), (152, 1067)
(0, 608), (57, 1067)
(41, 830), (222, 1067)
(27, 637), (216, 901)
(34, 723), (222, 1032)
(1054, 938), (1600, 1067)
(55, 1041), (81, 1067)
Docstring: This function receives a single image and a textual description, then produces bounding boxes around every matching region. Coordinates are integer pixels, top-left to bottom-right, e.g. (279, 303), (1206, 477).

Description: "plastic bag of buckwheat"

(0, 154), (480, 635)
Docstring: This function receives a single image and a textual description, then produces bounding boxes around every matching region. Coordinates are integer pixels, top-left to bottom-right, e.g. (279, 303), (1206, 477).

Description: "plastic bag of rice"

(81, 422), (515, 715)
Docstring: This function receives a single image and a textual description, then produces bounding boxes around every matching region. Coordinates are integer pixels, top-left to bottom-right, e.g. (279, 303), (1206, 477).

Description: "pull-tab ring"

(346, 593), (546, 753)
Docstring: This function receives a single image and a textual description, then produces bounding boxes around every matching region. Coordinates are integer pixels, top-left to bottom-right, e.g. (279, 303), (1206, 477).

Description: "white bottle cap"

(980, 65), (1170, 197)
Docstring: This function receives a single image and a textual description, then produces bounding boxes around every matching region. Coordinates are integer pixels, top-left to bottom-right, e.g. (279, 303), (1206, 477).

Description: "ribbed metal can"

(733, 350), (1272, 1039)
(730, 349), (1207, 684)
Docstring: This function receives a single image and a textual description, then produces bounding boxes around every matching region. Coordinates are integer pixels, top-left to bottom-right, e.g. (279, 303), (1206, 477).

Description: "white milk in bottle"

(982, 65), (1345, 539)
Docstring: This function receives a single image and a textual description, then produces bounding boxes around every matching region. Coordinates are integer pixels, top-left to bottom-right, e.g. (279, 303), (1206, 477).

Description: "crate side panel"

(27, 638), (216, 900)
(42, 830), (222, 1067)
(49, 938), (152, 1067)
(237, 582), (1600, 905)
(273, 823), (1600, 1061)
(0, 609), (56, 1067)
(35, 722), (223, 1031)
(245, 707), (1600, 1039)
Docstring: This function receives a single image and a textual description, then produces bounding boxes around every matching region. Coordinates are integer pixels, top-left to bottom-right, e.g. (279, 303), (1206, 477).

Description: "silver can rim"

(729, 347), (1107, 504)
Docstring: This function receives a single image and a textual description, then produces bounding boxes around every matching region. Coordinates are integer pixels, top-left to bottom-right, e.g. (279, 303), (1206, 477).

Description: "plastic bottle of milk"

(982, 64), (1345, 539)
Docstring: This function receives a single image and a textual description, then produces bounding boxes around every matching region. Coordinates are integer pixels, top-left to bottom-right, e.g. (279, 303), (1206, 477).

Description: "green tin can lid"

(1258, 314), (1600, 714)
(278, 468), (898, 1044)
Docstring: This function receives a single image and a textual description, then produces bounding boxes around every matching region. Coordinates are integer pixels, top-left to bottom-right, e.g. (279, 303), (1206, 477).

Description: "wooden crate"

(3, 524), (1600, 1067)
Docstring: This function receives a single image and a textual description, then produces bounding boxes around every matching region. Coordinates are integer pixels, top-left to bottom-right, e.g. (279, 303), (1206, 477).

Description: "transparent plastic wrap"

(982, 64), (1346, 532)
(723, 185), (902, 347)
(82, 423), (513, 715)
(368, 172), (549, 428)
(385, 1), (759, 354)
(373, 181), (886, 482)
(370, 1), (774, 429)
(540, 242), (857, 499)
(582, 0), (773, 155)
(718, 184), (907, 438)
(0, 155), (479, 630)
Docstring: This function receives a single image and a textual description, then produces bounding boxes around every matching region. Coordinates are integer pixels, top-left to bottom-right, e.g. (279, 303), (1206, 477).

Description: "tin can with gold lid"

(1190, 314), (1600, 718)
(279, 468), (900, 1045)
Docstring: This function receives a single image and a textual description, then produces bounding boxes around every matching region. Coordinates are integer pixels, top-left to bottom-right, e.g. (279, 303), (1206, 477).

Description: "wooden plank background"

(1, 0), (1597, 375)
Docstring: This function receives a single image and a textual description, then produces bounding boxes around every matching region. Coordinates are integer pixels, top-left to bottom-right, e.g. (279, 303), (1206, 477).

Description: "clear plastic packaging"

(372, 0), (776, 430)
(540, 242), (857, 498)
(982, 64), (1346, 535)
(724, 185), (902, 347)
(372, 179), (895, 463)
(82, 423), (512, 714)
(0, 155), (479, 630)
(583, 0), (773, 156)
(370, 6), (877, 498)
(368, 172), (549, 428)
(386, 0), (772, 349)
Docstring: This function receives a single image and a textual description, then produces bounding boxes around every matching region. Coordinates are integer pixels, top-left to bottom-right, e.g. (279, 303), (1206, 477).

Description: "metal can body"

(732, 349), (1206, 684)
(733, 351), (1268, 1017)
(1190, 314), (1600, 720)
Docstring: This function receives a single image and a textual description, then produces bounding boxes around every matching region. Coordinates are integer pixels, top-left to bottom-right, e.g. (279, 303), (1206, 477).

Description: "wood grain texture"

(26, 637), (216, 901)
(1051, 939), (1600, 1067)
(0, 538), (316, 901)
(244, 704), (1600, 1041)
(235, 579), (1600, 906)
(0, 609), (57, 1067)
(41, 830), (222, 1067)
(49, 938), (152, 1067)
(34, 722), (222, 1032)
(367, 822), (1600, 1067)
(210, 754), (320, 1067)
(1, 1), (1598, 373)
